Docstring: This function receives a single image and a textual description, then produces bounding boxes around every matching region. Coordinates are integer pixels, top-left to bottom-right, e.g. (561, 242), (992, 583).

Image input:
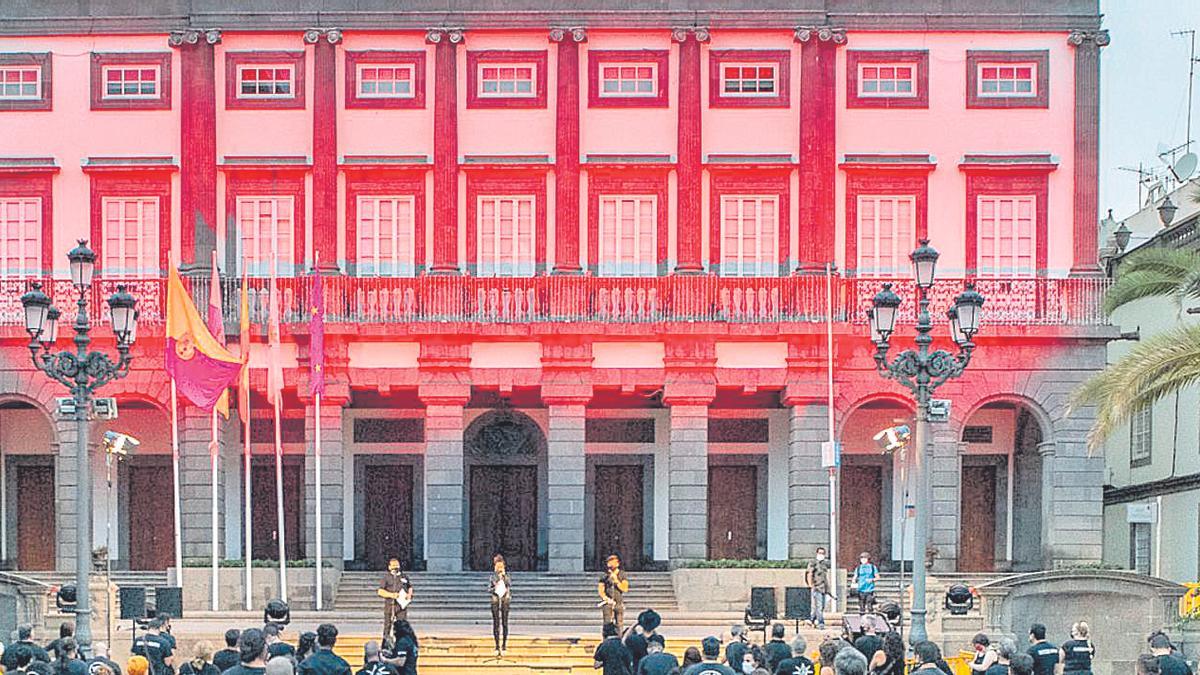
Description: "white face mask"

(743, 662), (757, 675)
(817, 554), (826, 561)
(860, 558), (868, 565)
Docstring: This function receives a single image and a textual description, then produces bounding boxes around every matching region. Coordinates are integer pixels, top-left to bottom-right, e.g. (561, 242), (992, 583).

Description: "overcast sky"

(1101, 0), (1200, 220)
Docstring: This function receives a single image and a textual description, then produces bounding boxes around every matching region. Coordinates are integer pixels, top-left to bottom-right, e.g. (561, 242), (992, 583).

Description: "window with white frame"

(101, 197), (159, 277)
(0, 197), (40, 277)
(237, 65), (295, 98)
(1130, 521), (1151, 575)
(1131, 405), (1152, 466)
(477, 196), (535, 277)
(976, 195), (1035, 277)
(357, 64), (415, 99)
(720, 63), (778, 97)
(236, 196), (295, 276)
(357, 196), (416, 276)
(102, 65), (160, 99)
(478, 64), (536, 98)
(857, 195), (915, 277)
(720, 196), (778, 277)
(858, 63), (916, 97)
(978, 63), (1036, 97)
(598, 196), (656, 276)
(599, 63), (657, 97)
(0, 66), (40, 100)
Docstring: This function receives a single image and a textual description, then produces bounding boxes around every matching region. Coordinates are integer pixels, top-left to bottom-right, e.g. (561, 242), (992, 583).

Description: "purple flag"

(309, 268), (325, 397)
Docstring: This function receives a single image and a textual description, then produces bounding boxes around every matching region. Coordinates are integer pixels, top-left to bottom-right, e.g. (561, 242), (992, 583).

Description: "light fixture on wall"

(872, 425), (912, 454)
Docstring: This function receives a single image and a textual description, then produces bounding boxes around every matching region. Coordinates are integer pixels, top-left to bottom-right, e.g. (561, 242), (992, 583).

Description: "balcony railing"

(0, 274), (1112, 330)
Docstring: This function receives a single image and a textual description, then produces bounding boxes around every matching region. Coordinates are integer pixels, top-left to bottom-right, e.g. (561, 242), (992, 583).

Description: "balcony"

(0, 274), (1111, 331)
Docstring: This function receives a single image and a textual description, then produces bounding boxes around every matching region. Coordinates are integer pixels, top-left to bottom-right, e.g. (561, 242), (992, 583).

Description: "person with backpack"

(852, 553), (879, 615)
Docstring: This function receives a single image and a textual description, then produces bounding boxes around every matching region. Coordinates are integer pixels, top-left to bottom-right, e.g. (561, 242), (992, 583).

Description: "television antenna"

(1118, 163), (1158, 207)
(1171, 29), (1200, 154)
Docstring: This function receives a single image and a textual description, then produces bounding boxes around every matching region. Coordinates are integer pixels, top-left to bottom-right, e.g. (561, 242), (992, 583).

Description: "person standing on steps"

(489, 554), (513, 656)
(806, 547), (831, 629)
(852, 552), (879, 616)
(598, 554), (630, 632)
(377, 559), (414, 645)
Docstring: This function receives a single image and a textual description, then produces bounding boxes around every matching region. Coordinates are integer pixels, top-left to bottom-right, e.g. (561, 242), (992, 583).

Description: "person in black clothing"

(774, 635), (814, 675)
(1026, 624), (1058, 675)
(1009, 654), (1034, 675)
(725, 626), (750, 671)
(636, 635), (678, 675)
(131, 618), (174, 675)
(87, 642), (122, 675)
(156, 616), (177, 653)
(385, 620), (418, 675)
(177, 642), (219, 675)
(764, 624), (792, 672)
(867, 632), (905, 675)
(1140, 654), (1164, 675)
(853, 621), (882, 664)
(593, 622), (634, 675)
(263, 625), (295, 662)
(4, 626), (51, 670)
(297, 624), (350, 675)
(625, 610), (661, 671)
(984, 638), (1017, 675)
(354, 642), (395, 675)
(295, 634), (317, 666)
(489, 554), (513, 656)
(46, 623), (75, 661)
(688, 636), (738, 675)
(224, 629), (269, 675)
(1150, 634), (1191, 675)
(213, 631), (242, 673)
(1059, 622), (1095, 675)
(970, 634), (998, 674)
(598, 555), (630, 633)
(52, 639), (88, 675)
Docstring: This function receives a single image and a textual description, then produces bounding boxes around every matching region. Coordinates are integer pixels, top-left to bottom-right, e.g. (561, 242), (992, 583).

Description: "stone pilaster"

(54, 416), (81, 571)
(178, 405), (226, 560)
(926, 426), (960, 572)
(1068, 29), (1109, 277)
(1038, 441), (1056, 568)
(785, 399), (830, 559)
(169, 28), (221, 273)
(303, 396), (345, 562)
(546, 402), (587, 570)
(665, 401), (709, 562)
(419, 339), (470, 571)
(794, 25), (846, 272)
(671, 26), (709, 273)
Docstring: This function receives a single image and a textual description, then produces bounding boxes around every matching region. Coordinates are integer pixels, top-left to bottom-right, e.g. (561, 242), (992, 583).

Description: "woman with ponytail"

(1060, 622), (1095, 675)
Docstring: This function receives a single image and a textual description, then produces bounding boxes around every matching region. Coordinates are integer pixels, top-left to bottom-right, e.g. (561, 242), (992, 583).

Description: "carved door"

(960, 465), (997, 572)
(251, 459), (304, 561)
(364, 465), (414, 570)
(707, 465), (758, 560)
(593, 464), (644, 571)
(469, 465), (538, 571)
(16, 464), (54, 570)
(128, 463), (175, 570)
(839, 464), (882, 566)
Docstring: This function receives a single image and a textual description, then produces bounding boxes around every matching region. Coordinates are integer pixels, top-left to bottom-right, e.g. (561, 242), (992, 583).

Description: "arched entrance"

(0, 399), (57, 570)
(464, 408), (547, 571)
(958, 400), (1048, 572)
(839, 398), (915, 569)
(103, 399), (174, 571)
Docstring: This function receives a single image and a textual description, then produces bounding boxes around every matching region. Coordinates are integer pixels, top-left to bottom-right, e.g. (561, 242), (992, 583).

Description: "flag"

(165, 268), (242, 411)
(309, 267), (325, 397)
(208, 251), (230, 418)
(238, 266), (251, 423)
(266, 261), (284, 407)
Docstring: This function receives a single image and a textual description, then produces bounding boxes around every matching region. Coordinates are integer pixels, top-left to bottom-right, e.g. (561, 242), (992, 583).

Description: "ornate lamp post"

(867, 239), (984, 646)
(20, 240), (139, 655)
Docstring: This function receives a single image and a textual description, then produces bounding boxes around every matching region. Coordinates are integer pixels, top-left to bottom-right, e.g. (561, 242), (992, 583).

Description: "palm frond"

(1103, 270), (1187, 315)
(1173, 264), (1200, 307)
(1072, 323), (1200, 449)
(1116, 247), (1200, 278)
(1104, 248), (1200, 315)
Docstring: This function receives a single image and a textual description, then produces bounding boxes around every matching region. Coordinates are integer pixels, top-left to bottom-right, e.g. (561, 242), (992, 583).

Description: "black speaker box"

(749, 586), (777, 618)
(154, 587), (183, 618)
(784, 586), (812, 619)
(118, 587), (146, 620)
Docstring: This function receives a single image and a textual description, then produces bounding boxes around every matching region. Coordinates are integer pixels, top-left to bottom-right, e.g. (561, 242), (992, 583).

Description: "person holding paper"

(377, 559), (414, 644)
(489, 554), (513, 656)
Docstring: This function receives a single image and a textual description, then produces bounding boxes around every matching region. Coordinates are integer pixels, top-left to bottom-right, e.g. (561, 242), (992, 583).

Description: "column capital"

(549, 26), (588, 43)
(168, 28), (221, 48)
(304, 28), (343, 45)
(1067, 29), (1110, 48)
(1037, 441), (1056, 457)
(426, 28), (466, 45)
(671, 26), (711, 43)
(793, 25), (847, 45)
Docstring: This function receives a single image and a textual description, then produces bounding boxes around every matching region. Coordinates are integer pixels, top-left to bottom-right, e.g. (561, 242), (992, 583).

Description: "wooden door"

(960, 465), (997, 572)
(593, 465), (644, 571)
(16, 465), (54, 570)
(707, 465), (758, 560)
(128, 464), (175, 570)
(364, 465), (414, 570)
(469, 465), (538, 571)
(251, 459), (304, 561)
(839, 464), (882, 566)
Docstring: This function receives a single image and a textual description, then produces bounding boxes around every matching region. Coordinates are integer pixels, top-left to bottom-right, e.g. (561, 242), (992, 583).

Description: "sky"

(1101, 0), (1200, 220)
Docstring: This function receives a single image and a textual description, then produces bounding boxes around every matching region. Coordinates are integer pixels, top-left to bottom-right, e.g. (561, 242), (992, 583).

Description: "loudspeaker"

(119, 587), (146, 620)
(749, 586), (777, 619)
(784, 586), (811, 619)
(154, 587), (183, 618)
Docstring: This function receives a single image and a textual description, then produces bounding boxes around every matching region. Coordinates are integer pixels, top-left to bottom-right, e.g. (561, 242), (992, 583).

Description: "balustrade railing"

(0, 274), (1112, 330)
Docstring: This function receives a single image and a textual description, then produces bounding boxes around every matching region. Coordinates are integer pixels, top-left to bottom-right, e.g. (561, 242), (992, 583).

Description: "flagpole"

(313, 251), (323, 611)
(211, 408), (219, 611)
(244, 390), (253, 611)
(274, 393), (287, 602)
(170, 380), (183, 581)
(240, 268), (253, 611)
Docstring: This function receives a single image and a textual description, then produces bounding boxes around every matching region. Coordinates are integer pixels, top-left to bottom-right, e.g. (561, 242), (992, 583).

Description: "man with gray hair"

(725, 625), (749, 670)
(834, 646), (868, 675)
(774, 635), (814, 675)
(984, 638), (1018, 675)
(87, 642), (122, 675)
(354, 642), (394, 675)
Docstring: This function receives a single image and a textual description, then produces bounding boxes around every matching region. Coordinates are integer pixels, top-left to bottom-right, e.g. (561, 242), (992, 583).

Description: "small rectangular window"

(0, 197), (41, 277)
(1130, 521), (1151, 575)
(585, 418), (655, 443)
(1130, 405), (1152, 466)
(478, 63), (536, 98)
(978, 63), (1036, 97)
(858, 63), (916, 98)
(720, 63), (778, 97)
(357, 64), (415, 99)
(599, 63), (657, 97)
(720, 195), (778, 277)
(102, 65), (160, 99)
(101, 197), (160, 277)
(238, 65), (294, 98)
(0, 67), (40, 100)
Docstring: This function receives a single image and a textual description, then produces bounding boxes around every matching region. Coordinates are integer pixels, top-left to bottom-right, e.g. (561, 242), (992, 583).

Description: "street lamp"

(868, 239), (985, 646)
(20, 240), (138, 655)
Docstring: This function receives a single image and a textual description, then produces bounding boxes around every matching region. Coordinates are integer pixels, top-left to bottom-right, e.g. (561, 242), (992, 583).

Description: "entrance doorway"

(16, 464), (54, 570)
(840, 464), (883, 565)
(469, 465), (538, 571)
(250, 458), (304, 561)
(127, 463), (175, 570)
(708, 465), (758, 560)
(960, 464), (997, 571)
(363, 465), (414, 570)
(593, 464), (644, 570)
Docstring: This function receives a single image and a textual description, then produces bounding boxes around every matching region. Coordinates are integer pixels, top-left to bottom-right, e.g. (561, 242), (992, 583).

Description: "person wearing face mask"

(742, 647), (771, 675)
(852, 552), (879, 615)
(806, 547), (831, 629)
(377, 559), (414, 645)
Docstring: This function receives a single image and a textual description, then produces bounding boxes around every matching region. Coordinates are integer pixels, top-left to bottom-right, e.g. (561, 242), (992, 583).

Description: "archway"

(0, 399), (57, 570)
(463, 408), (547, 571)
(101, 399), (174, 571)
(958, 399), (1048, 572)
(838, 398), (915, 570)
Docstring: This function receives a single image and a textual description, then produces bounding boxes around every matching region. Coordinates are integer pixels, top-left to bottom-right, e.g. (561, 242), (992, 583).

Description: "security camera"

(103, 430), (140, 457)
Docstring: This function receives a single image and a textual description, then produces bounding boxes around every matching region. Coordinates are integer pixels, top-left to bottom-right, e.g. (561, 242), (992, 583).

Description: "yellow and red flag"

(207, 251), (231, 418)
(165, 267), (242, 411)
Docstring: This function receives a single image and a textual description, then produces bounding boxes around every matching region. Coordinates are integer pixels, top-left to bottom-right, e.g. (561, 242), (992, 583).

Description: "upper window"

(709, 50), (790, 108)
(225, 51), (306, 110)
(477, 196), (535, 277)
(965, 50), (1049, 109)
(357, 195), (416, 277)
(599, 196), (657, 277)
(589, 50), (670, 108)
(466, 50), (548, 109)
(101, 197), (160, 277)
(857, 196), (915, 278)
(90, 52), (171, 110)
(0, 197), (41, 278)
(976, 195), (1035, 278)
(358, 64), (414, 98)
(0, 53), (51, 111)
(846, 50), (928, 109)
(1130, 405), (1152, 467)
(719, 195), (778, 277)
(345, 51), (426, 110)
(237, 196), (295, 276)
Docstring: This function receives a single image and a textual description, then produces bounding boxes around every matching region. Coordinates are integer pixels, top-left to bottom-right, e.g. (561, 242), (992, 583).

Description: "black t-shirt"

(1027, 643), (1059, 675)
(132, 634), (173, 675)
(625, 634), (649, 667)
(594, 637), (634, 675)
(1159, 654), (1192, 675)
(683, 663), (738, 675)
(600, 570), (629, 605)
(298, 650), (351, 675)
(1060, 640), (1094, 673)
(390, 637), (418, 675)
(855, 636), (883, 661)
(776, 656), (815, 675)
(725, 642), (748, 670)
(267, 644), (296, 661)
(637, 653), (680, 675)
(765, 641), (792, 671)
(211, 651), (239, 674)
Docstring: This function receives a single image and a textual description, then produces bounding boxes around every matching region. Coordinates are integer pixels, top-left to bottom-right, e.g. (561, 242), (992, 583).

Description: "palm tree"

(1073, 247), (1200, 449)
